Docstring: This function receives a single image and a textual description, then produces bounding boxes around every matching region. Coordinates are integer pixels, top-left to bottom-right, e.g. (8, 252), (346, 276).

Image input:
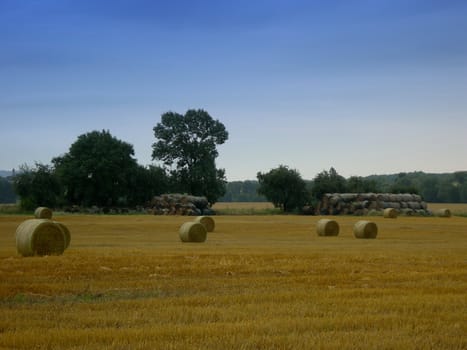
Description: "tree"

(127, 165), (169, 206)
(436, 176), (461, 203)
(257, 165), (309, 212)
(0, 176), (16, 204)
(346, 176), (380, 193)
(389, 172), (419, 194)
(311, 167), (346, 200)
(453, 171), (467, 202)
(220, 180), (267, 202)
(152, 109), (228, 203)
(53, 130), (139, 207)
(13, 163), (61, 210)
(419, 176), (440, 202)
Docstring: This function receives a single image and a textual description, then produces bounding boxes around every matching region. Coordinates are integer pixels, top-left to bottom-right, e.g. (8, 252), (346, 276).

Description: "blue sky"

(1, 0), (466, 180)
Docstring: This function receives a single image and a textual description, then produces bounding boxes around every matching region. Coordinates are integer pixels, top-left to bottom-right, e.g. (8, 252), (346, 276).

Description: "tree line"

(1, 108), (466, 211)
(5, 109), (228, 210)
(219, 168), (467, 207)
(4, 166), (466, 209)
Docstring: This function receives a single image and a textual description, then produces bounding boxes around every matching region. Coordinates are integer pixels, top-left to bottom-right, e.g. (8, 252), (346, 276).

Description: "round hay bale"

(400, 193), (413, 201)
(195, 216), (215, 232)
(34, 207), (53, 219)
(329, 195), (341, 205)
(353, 220), (378, 239)
(379, 194), (389, 202)
(340, 193), (357, 202)
(53, 221), (71, 249)
(435, 208), (451, 218)
(179, 222), (207, 242)
(15, 219), (65, 256)
(316, 219), (339, 236)
(383, 208), (398, 219)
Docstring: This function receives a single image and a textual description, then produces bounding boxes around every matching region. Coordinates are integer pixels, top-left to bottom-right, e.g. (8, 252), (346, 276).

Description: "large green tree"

(311, 167), (346, 200)
(127, 165), (169, 206)
(53, 130), (139, 207)
(13, 163), (61, 210)
(257, 165), (309, 212)
(152, 109), (228, 203)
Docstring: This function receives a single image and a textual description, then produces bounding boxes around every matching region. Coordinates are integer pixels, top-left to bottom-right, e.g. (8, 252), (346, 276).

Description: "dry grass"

(427, 203), (467, 216)
(212, 202), (278, 215)
(0, 214), (466, 349)
(213, 202), (275, 209)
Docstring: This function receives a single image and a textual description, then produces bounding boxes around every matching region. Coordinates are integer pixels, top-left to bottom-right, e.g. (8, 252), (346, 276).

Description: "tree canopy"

(13, 163), (61, 210)
(53, 130), (140, 207)
(257, 165), (309, 212)
(345, 176), (380, 193)
(152, 109), (228, 203)
(311, 167), (347, 200)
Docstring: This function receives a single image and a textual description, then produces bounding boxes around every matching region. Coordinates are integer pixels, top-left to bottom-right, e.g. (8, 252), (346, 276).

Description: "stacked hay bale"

(15, 207), (71, 257)
(316, 219), (339, 236)
(316, 193), (430, 216)
(150, 194), (214, 216)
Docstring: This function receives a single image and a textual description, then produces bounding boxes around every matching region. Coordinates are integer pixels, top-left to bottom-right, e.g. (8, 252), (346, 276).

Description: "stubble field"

(0, 211), (466, 349)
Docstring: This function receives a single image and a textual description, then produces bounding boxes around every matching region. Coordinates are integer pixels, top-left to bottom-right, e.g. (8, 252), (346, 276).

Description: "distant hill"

(0, 170), (13, 178)
(220, 171), (467, 203)
(0, 172), (16, 203)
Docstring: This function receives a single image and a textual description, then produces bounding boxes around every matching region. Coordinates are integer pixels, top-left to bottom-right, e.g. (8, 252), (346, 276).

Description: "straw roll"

(195, 216), (215, 232)
(179, 222), (207, 242)
(436, 208), (451, 218)
(383, 208), (398, 219)
(316, 219), (340, 236)
(34, 207), (53, 219)
(53, 221), (71, 249)
(16, 219), (65, 256)
(353, 220), (378, 239)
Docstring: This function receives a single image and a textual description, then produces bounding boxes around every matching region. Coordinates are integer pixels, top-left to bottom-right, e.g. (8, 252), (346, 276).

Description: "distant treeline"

(219, 180), (267, 202)
(2, 170), (467, 204)
(0, 176), (16, 204)
(219, 171), (467, 203)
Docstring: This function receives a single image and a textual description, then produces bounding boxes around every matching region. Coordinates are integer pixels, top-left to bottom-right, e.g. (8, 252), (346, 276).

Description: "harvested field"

(213, 202), (274, 210)
(0, 214), (466, 349)
(427, 203), (467, 216)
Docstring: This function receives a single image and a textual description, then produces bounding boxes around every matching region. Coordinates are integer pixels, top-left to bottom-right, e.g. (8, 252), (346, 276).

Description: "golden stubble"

(0, 214), (466, 349)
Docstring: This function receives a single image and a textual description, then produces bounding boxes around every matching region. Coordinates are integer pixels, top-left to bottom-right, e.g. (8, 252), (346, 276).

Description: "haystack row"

(316, 193), (430, 216)
(149, 194), (215, 216)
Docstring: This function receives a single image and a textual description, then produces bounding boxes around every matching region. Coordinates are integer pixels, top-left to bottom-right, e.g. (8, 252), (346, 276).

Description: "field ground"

(0, 213), (466, 349)
(426, 202), (467, 215)
(212, 202), (275, 209)
(213, 201), (467, 216)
